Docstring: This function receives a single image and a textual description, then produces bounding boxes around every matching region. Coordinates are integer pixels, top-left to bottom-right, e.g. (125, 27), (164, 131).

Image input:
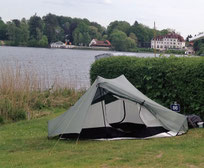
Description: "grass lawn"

(0, 109), (203, 168)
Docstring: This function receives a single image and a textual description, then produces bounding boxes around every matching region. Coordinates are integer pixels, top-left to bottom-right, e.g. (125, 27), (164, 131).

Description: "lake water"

(0, 46), (169, 89)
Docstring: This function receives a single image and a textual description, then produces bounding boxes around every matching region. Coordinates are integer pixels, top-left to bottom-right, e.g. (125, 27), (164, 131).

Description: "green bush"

(90, 56), (204, 119)
(0, 98), (27, 122)
(10, 109), (26, 121)
(0, 116), (4, 124)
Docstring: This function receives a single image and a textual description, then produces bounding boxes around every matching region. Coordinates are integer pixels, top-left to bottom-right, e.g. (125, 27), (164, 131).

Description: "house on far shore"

(89, 39), (112, 48)
(50, 41), (75, 49)
(185, 46), (195, 55)
(50, 41), (65, 48)
(151, 33), (185, 51)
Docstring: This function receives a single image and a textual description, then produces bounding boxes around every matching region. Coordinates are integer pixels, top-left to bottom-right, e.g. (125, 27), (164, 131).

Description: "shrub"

(10, 109), (27, 121)
(90, 56), (204, 119)
(0, 116), (4, 124)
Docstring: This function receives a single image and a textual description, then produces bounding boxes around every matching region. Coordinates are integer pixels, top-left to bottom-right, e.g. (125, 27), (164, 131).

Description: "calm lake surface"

(0, 46), (165, 88)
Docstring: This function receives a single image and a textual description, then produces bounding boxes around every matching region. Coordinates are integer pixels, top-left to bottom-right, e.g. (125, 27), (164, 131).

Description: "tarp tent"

(48, 75), (188, 139)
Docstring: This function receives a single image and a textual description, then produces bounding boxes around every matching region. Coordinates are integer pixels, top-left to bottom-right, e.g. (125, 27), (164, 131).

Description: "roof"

(189, 32), (204, 42)
(153, 33), (185, 42)
(90, 39), (111, 47)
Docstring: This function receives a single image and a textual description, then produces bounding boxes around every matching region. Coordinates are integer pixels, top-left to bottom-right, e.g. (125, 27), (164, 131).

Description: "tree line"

(186, 35), (204, 56)
(193, 39), (204, 55)
(0, 13), (175, 51)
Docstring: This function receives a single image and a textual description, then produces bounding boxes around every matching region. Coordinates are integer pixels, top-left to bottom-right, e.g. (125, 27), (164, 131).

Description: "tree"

(36, 28), (43, 41)
(63, 22), (70, 35)
(102, 34), (108, 41)
(198, 45), (204, 55)
(7, 20), (22, 45)
(194, 39), (204, 55)
(73, 30), (82, 45)
(69, 22), (78, 43)
(127, 37), (136, 49)
(55, 26), (65, 42)
(28, 38), (38, 47)
(7, 19), (30, 46)
(38, 35), (48, 47)
(0, 18), (8, 40)
(110, 30), (136, 51)
(186, 35), (192, 42)
(7, 22), (17, 44)
(72, 22), (91, 46)
(129, 23), (153, 47)
(129, 32), (138, 47)
(43, 13), (59, 43)
(90, 22), (105, 36)
(89, 26), (102, 40)
(107, 21), (131, 36)
(29, 15), (43, 40)
(12, 19), (21, 27)
(83, 32), (91, 45)
(19, 19), (30, 45)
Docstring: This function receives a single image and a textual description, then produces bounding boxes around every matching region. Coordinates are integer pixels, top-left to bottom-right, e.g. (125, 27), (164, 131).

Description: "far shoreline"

(0, 45), (197, 56)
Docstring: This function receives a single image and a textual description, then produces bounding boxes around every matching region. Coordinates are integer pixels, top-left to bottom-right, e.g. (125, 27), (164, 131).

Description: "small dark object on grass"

(187, 114), (203, 128)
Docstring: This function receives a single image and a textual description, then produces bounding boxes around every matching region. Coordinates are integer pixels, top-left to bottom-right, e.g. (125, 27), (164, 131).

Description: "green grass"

(0, 109), (204, 168)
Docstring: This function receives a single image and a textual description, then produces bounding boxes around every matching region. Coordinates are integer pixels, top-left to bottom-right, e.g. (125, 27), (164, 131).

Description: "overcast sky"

(1, 0), (203, 38)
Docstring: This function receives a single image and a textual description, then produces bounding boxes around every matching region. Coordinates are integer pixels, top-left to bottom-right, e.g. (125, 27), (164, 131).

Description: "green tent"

(48, 75), (188, 139)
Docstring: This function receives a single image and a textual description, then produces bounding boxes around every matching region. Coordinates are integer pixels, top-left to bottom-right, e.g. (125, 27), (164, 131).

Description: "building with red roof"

(89, 39), (112, 48)
(151, 33), (185, 51)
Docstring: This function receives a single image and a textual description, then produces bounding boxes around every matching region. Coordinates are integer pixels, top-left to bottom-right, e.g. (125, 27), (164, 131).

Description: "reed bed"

(0, 63), (84, 123)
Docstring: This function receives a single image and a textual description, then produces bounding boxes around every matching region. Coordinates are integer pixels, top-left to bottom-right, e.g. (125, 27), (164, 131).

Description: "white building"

(89, 39), (111, 48)
(50, 41), (75, 49)
(50, 41), (65, 48)
(151, 33), (185, 51)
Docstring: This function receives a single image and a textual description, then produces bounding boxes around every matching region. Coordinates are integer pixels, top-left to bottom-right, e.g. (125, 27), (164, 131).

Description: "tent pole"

(121, 100), (126, 123)
(99, 87), (107, 138)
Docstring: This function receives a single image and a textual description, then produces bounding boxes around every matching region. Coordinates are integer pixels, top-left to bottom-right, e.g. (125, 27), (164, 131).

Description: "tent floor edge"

(60, 124), (169, 140)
